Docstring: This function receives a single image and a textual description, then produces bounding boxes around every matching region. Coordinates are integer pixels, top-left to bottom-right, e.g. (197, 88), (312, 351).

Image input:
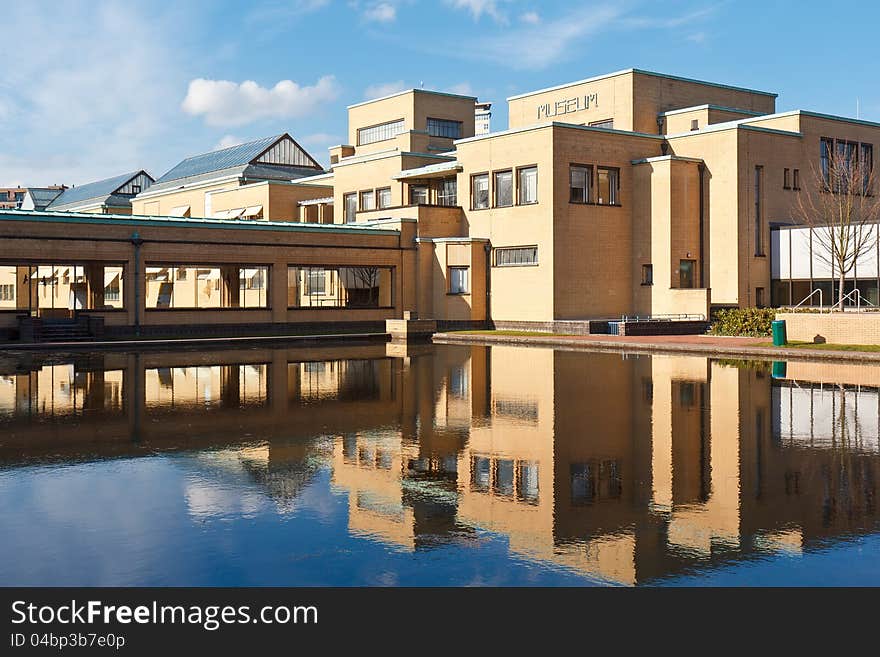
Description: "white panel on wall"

(855, 232), (879, 279)
(771, 229), (789, 279)
(789, 228), (813, 279)
(810, 228), (834, 279)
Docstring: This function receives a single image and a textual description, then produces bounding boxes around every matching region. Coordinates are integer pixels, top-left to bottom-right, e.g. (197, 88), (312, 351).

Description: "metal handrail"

(792, 289), (822, 309)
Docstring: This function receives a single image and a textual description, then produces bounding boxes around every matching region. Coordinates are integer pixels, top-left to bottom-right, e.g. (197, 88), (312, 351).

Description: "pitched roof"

(47, 171), (148, 210)
(153, 134), (323, 187)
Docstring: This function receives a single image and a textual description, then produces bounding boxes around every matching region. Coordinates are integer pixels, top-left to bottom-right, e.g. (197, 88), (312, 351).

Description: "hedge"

(708, 307), (778, 336)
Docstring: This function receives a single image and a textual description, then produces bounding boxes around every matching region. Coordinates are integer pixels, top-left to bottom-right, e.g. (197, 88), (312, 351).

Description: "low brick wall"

(776, 312), (880, 345)
(617, 320), (709, 336)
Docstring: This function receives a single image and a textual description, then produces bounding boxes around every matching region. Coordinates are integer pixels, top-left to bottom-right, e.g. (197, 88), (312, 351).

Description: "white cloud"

(363, 80), (408, 100)
(520, 11), (540, 24)
(182, 76), (342, 127)
(0, 2), (189, 186)
(445, 82), (475, 96)
(215, 135), (245, 150)
(444, 0), (508, 23)
(468, 5), (624, 70)
(301, 132), (342, 145)
(364, 2), (397, 22)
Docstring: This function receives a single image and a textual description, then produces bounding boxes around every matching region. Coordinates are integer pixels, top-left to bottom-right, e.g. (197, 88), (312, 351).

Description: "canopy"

(169, 205), (190, 217)
(241, 205), (263, 218)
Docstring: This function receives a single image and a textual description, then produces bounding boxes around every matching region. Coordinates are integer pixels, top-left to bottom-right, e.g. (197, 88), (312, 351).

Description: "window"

(570, 165), (592, 203)
(589, 119), (614, 129)
(359, 190), (375, 211)
(494, 170), (513, 207)
(427, 117), (462, 139)
(793, 168), (800, 190)
(837, 140), (857, 193)
(862, 143), (874, 194)
(438, 178), (457, 206)
(596, 167), (619, 205)
(409, 185), (428, 205)
(517, 166), (538, 205)
(306, 270), (326, 296)
(131, 184), (141, 195)
(448, 266), (469, 294)
(357, 119), (405, 146)
(145, 265), (267, 309)
(494, 246), (538, 266)
(679, 259), (696, 289)
(471, 174), (489, 209)
(756, 287), (766, 308)
(783, 168), (791, 189)
(690, 119), (699, 131)
(376, 187), (392, 209)
(641, 264), (653, 286)
(343, 193), (357, 223)
(820, 137), (833, 188)
(755, 165), (764, 256)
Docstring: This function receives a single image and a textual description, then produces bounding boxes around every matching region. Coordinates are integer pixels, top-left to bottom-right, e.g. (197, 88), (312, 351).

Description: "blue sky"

(1, 0), (878, 186)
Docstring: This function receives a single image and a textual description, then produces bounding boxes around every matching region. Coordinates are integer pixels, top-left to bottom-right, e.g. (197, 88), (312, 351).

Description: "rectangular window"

(641, 264), (653, 286)
(343, 192), (357, 223)
(409, 185), (428, 205)
(357, 118), (405, 146)
(448, 266), (469, 294)
(756, 287), (765, 308)
(288, 266), (393, 308)
(793, 168), (800, 190)
(517, 166), (538, 205)
(471, 173), (489, 209)
(783, 168), (791, 189)
(679, 259), (696, 289)
(359, 190), (375, 211)
(376, 187), (392, 209)
(427, 117), (462, 139)
(861, 143), (873, 194)
(437, 178), (457, 206)
(494, 170), (513, 207)
(589, 119), (614, 129)
(494, 246), (538, 266)
(145, 265), (268, 309)
(596, 167), (620, 205)
(820, 137), (833, 188)
(755, 165), (764, 256)
(570, 164), (592, 203)
(690, 119), (699, 131)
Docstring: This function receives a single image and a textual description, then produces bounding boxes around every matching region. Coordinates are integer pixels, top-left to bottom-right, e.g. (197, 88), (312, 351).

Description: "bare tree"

(795, 144), (880, 309)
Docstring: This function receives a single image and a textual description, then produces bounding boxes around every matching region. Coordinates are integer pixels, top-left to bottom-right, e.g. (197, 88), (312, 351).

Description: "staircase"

(17, 315), (105, 343)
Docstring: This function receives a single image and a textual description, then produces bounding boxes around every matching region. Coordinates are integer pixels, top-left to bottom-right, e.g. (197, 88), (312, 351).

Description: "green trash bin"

(771, 320), (787, 347)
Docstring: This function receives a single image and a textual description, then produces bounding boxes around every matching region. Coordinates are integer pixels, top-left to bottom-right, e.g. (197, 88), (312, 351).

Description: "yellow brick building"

(1, 67), (878, 337)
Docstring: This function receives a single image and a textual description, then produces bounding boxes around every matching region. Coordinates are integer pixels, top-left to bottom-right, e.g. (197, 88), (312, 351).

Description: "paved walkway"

(433, 332), (880, 364)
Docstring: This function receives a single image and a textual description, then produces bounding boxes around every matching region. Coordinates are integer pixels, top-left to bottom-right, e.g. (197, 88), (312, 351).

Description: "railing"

(619, 313), (706, 322)
(792, 288), (823, 309)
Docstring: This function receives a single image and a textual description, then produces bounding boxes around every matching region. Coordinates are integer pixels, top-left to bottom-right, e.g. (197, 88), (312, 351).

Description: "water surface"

(1, 343), (878, 586)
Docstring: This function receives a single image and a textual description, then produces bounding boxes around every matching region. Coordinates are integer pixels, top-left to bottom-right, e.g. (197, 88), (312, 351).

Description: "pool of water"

(0, 342), (878, 586)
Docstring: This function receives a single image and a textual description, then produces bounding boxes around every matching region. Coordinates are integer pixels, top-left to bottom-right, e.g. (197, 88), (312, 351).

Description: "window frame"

(569, 163), (593, 204)
(426, 117), (463, 139)
(493, 169), (513, 208)
(641, 264), (653, 286)
(359, 189), (375, 212)
(493, 246), (539, 267)
(516, 165), (538, 206)
(343, 192), (357, 223)
(376, 187), (392, 209)
(596, 166), (621, 206)
(356, 118), (406, 146)
(409, 184), (429, 205)
(471, 173), (490, 210)
(448, 266), (470, 295)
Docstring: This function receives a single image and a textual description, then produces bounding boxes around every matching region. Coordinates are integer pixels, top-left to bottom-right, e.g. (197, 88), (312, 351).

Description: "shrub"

(709, 307), (777, 336)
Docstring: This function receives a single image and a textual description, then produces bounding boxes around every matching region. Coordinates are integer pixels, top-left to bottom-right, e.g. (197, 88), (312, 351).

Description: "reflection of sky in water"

(2, 346), (880, 586)
(0, 455), (598, 586)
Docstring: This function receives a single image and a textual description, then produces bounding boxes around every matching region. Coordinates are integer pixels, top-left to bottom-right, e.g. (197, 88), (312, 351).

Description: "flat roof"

(347, 87), (478, 110)
(658, 103), (766, 117)
(506, 68), (777, 102)
(454, 120), (665, 146)
(0, 209), (400, 236)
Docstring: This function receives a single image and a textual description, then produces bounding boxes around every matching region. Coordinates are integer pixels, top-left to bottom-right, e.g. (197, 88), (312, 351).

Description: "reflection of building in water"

(2, 344), (880, 583)
(0, 363), (123, 418)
